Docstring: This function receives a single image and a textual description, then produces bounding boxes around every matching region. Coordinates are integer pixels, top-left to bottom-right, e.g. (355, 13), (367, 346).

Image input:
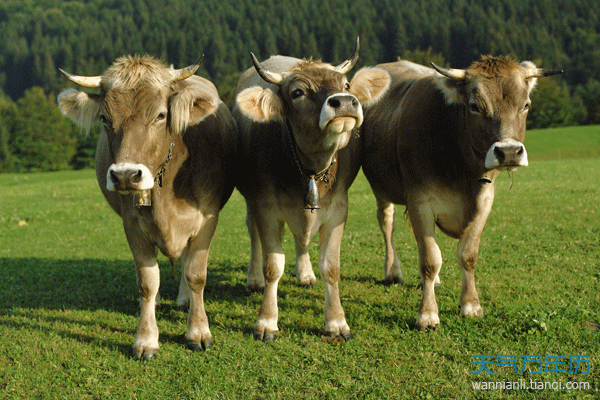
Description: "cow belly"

(412, 187), (470, 239)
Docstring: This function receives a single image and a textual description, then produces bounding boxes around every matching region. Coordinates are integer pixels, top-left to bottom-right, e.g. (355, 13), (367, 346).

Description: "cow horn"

(523, 67), (563, 79)
(58, 68), (102, 88)
(430, 62), (467, 80)
(170, 55), (204, 82)
(250, 52), (284, 85)
(334, 37), (360, 74)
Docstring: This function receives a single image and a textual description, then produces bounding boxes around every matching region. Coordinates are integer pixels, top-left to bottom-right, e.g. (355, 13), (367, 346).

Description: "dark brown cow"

(361, 56), (562, 329)
(58, 55), (237, 359)
(233, 40), (391, 341)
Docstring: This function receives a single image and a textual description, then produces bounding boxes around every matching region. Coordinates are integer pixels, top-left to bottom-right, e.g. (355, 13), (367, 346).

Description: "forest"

(0, 0), (599, 172)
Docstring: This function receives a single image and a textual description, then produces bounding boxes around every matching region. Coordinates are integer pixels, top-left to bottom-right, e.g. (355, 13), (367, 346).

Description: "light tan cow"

(58, 55), (237, 359)
(233, 39), (391, 341)
(361, 56), (562, 330)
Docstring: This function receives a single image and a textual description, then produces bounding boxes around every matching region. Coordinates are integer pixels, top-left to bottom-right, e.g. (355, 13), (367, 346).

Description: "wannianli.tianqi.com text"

(471, 380), (591, 391)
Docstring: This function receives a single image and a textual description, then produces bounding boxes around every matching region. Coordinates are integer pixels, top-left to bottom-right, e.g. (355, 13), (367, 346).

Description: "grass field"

(1, 126), (599, 399)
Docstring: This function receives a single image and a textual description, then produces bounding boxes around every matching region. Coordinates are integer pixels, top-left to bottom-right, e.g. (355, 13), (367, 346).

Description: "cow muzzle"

(107, 163), (155, 193)
(319, 94), (363, 133)
(484, 139), (528, 171)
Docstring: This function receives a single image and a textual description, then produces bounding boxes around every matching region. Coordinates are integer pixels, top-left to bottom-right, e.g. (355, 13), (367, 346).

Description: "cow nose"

(485, 139), (528, 170)
(494, 144), (524, 164)
(110, 168), (143, 188)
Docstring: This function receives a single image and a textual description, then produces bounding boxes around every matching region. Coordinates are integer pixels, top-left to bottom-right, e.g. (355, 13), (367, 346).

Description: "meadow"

(0, 125), (599, 399)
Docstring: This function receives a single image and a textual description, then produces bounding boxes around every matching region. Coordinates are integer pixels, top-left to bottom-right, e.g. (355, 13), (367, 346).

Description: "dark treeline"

(0, 0), (598, 172)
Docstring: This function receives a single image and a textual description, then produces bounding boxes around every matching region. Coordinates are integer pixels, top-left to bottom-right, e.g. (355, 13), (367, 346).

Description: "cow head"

(236, 38), (390, 173)
(432, 56), (562, 171)
(58, 55), (220, 193)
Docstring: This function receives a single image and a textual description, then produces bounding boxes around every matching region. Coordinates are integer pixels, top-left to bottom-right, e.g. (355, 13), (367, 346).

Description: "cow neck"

(285, 119), (337, 211)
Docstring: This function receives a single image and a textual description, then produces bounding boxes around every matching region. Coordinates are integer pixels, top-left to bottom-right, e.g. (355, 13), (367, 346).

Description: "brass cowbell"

(304, 176), (320, 210)
(133, 189), (152, 207)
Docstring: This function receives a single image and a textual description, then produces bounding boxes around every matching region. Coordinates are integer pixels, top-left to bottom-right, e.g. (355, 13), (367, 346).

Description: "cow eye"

(155, 112), (167, 123)
(99, 114), (110, 125)
(523, 102), (531, 112)
(291, 89), (304, 99)
(469, 103), (481, 114)
(344, 82), (350, 91)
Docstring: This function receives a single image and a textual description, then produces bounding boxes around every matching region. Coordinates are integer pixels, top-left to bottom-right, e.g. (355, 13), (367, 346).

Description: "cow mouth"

(324, 116), (358, 133)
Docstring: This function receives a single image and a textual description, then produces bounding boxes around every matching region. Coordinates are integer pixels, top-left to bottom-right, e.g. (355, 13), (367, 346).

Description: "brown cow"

(57, 55), (237, 359)
(233, 39), (391, 341)
(361, 56), (562, 329)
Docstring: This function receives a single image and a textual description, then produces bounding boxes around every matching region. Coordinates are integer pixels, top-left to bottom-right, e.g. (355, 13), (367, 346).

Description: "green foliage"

(0, 0), (598, 172)
(1, 148), (598, 398)
(10, 87), (79, 172)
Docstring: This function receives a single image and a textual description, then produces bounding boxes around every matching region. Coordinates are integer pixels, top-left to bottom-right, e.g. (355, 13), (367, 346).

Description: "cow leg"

(457, 191), (494, 318)
(319, 209), (351, 341)
(294, 237), (316, 286)
(408, 204), (442, 330)
(182, 215), (218, 351)
(177, 269), (190, 311)
(246, 206), (265, 291)
(124, 223), (160, 360)
(254, 212), (285, 341)
(375, 195), (403, 284)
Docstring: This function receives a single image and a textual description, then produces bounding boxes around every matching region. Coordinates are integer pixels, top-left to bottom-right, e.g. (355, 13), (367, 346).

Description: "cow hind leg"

(376, 196), (403, 284)
(246, 207), (265, 292)
(294, 237), (316, 286)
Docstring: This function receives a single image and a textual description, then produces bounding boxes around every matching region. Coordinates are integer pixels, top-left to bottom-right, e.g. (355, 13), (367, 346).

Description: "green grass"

(1, 126), (599, 399)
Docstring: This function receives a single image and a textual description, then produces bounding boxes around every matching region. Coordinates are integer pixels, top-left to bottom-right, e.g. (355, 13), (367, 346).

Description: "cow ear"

(235, 86), (284, 122)
(170, 85), (220, 133)
(436, 77), (467, 105)
(348, 67), (391, 107)
(57, 88), (101, 133)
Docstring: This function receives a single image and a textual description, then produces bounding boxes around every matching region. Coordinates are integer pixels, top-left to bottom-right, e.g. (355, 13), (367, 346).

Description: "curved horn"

(58, 68), (102, 88)
(170, 55), (204, 82)
(334, 37), (360, 74)
(250, 52), (283, 85)
(523, 67), (563, 79)
(430, 62), (467, 80)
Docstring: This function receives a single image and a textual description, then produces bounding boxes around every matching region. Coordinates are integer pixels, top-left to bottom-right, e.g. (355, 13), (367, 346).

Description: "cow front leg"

(254, 215), (285, 341)
(408, 204), (442, 330)
(294, 237), (316, 286)
(376, 195), (403, 284)
(457, 189), (494, 318)
(182, 217), (218, 351)
(123, 221), (161, 361)
(245, 206), (265, 291)
(319, 213), (351, 341)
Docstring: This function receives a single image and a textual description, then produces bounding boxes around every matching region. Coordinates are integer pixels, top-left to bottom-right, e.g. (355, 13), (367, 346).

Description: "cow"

(57, 55), (237, 359)
(360, 55), (562, 330)
(233, 39), (391, 341)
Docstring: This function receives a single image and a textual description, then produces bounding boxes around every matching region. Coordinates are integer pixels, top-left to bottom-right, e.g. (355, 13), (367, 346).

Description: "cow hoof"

(253, 331), (277, 341)
(461, 303), (484, 318)
(178, 304), (190, 312)
(296, 276), (317, 287)
(187, 339), (213, 351)
(383, 276), (403, 286)
(415, 313), (440, 330)
(246, 283), (264, 293)
(322, 331), (352, 344)
(133, 347), (159, 361)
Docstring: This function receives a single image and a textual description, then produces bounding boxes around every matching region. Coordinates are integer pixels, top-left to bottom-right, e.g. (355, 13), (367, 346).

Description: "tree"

(528, 79), (587, 129)
(11, 87), (79, 172)
(0, 93), (18, 171)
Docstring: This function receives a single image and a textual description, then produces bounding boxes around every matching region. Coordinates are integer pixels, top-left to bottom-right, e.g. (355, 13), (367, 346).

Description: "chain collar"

(154, 141), (175, 189)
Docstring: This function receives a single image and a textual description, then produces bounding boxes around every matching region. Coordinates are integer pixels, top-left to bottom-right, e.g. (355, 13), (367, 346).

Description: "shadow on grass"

(0, 257), (333, 355)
